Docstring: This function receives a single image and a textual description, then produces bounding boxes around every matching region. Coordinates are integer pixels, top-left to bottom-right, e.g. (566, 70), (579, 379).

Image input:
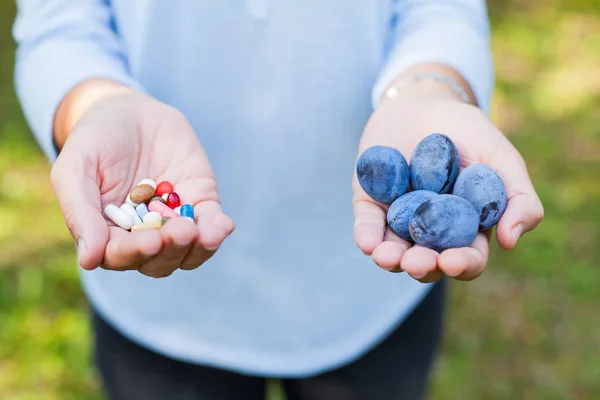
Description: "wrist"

(384, 79), (465, 103)
(378, 63), (477, 108)
(53, 79), (139, 151)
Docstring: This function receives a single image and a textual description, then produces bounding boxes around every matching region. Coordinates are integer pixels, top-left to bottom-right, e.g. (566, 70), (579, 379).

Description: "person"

(12, 1), (543, 399)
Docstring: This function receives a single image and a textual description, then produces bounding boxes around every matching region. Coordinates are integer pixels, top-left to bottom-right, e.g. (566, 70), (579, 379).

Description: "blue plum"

(409, 194), (479, 252)
(452, 163), (507, 230)
(387, 190), (438, 242)
(356, 145), (409, 204)
(409, 133), (460, 194)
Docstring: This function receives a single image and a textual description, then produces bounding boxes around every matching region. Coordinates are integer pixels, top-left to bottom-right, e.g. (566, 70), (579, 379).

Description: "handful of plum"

(356, 133), (507, 252)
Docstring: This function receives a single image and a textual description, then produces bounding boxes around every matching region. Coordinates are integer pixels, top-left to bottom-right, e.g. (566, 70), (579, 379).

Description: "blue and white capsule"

(135, 203), (149, 220)
(179, 204), (194, 222)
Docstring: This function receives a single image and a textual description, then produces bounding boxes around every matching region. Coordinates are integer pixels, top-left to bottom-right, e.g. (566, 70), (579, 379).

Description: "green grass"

(1, 1), (599, 399)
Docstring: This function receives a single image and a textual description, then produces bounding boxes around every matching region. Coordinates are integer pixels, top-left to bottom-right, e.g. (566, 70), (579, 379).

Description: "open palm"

(353, 94), (543, 282)
(51, 93), (234, 278)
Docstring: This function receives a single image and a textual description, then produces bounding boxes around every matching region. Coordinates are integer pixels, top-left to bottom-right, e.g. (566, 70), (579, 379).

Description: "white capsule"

(143, 211), (162, 224)
(162, 193), (169, 201)
(137, 178), (157, 189)
(126, 193), (140, 207)
(174, 206), (181, 216)
(120, 203), (142, 224)
(104, 204), (135, 230)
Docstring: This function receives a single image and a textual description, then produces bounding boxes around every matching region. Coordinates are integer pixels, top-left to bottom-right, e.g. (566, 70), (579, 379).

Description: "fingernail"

(77, 240), (86, 265)
(412, 272), (427, 280)
(512, 223), (523, 242)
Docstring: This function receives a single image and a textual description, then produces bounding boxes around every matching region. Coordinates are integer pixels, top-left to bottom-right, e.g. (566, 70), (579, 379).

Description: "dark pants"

(92, 280), (446, 400)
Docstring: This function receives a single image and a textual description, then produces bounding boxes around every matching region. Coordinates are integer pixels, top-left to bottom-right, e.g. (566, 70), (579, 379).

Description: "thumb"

(352, 176), (387, 255)
(50, 153), (109, 270)
(494, 153), (544, 250)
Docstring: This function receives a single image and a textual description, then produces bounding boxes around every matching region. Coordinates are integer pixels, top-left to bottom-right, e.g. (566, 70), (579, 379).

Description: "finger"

(415, 269), (444, 283)
(179, 211), (233, 270)
(400, 245), (439, 280)
(179, 244), (215, 272)
(102, 227), (163, 271)
(438, 232), (490, 281)
(179, 247), (215, 271)
(353, 199), (387, 255)
(497, 193), (544, 250)
(155, 140), (232, 245)
(491, 150), (544, 250)
(172, 178), (235, 250)
(371, 228), (411, 272)
(138, 217), (198, 278)
(195, 201), (235, 250)
(179, 205), (232, 270)
(50, 153), (108, 270)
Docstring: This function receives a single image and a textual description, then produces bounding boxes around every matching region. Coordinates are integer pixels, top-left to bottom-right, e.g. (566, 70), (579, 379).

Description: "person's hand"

(51, 84), (234, 278)
(353, 78), (544, 283)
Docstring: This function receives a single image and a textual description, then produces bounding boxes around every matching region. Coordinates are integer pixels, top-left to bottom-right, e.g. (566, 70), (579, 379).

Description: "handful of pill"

(103, 178), (195, 231)
(356, 133), (508, 252)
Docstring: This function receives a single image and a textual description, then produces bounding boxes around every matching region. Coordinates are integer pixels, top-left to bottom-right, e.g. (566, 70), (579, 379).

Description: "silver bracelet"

(382, 72), (472, 105)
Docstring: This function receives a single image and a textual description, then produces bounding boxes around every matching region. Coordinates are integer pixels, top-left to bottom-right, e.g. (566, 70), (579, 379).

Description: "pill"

(131, 222), (162, 232)
(167, 192), (181, 208)
(155, 181), (173, 196)
(161, 216), (172, 225)
(137, 178), (157, 190)
(129, 184), (155, 204)
(179, 204), (194, 221)
(143, 211), (162, 224)
(126, 193), (140, 207)
(120, 203), (143, 224)
(148, 200), (179, 218)
(104, 204), (135, 230)
(135, 203), (149, 220)
(174, 206), (181, 215)
(150, 195), (167, 205)
(162, 193), (169, 201)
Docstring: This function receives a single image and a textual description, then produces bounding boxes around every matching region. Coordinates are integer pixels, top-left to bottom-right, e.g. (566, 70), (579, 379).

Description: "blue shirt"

(13, 0), (493, 377)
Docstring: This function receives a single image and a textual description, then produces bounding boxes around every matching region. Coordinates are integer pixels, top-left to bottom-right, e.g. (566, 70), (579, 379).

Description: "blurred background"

(0, 1), (599, 399)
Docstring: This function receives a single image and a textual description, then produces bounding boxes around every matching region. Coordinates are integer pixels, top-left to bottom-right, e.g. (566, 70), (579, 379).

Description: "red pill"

(155, 181), (173, 196)
(167, 192), (181, 208)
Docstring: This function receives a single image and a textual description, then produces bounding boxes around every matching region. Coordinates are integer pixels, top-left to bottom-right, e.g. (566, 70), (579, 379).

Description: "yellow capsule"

(131, 222), (162, 232)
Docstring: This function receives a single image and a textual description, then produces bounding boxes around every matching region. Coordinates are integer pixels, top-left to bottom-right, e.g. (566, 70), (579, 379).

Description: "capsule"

(126, 193), (139, 207)
(167, 192), (181, 209)
(148, 200), (179, 218)
(131, 222), (162, 232)
(155, 181), (173, 196)
(120, 203), (142, 224)
(161, 216), (172, 225)
(129, 184), (155, 204)
(135, 203), (149, 220)
(104, 204), (135, 230)
(143, 211), (162, 224)
(150, 195), (167, 205)
(137, 178), (157, 190)
(179, 204), (194, 221)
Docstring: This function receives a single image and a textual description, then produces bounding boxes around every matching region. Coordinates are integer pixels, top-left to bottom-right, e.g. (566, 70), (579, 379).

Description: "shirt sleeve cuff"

(14, 39), (144, 163)
(371, 21), (494, 115)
